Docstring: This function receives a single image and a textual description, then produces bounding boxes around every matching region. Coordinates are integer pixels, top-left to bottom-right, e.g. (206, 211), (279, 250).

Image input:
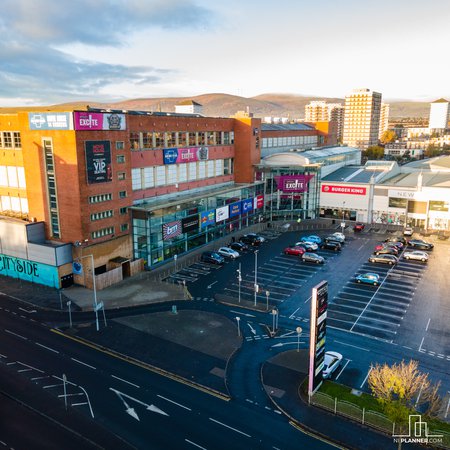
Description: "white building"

(429, 98), (449, 130)
(379, 103), (390, 139)
(175, 100), (203, 115)
(305, 101), (344, 142)
(343, 88), (382, 150)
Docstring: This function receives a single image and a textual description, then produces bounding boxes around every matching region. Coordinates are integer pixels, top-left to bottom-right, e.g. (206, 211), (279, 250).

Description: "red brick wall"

(233, 117), (261, 183)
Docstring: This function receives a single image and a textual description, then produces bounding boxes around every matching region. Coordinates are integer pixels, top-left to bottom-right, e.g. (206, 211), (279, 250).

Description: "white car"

(323, 351), (343, 379)
(403, 227), (413, 236)
(403, 250), (429, 262)
(217, 247), (240, 259)
(332, 232), (346, 241)
(295, 241), (319, 251)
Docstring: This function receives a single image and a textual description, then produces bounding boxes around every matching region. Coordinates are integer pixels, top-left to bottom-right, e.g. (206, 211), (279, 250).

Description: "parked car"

(385, 236), (407, 245)
(407, 239), (434, 250)
(331, 232), (346, 241)
(368, 254), (398, 265)
(320, 241), (342, 252)
(240, 233), (264, 246)
(299, 235), (322, 244)
(403, 250), (429, 262)
(284, 246), (306, 256)
(323, 351), (343, 379)
(355, 272), (381, 286)
(301, 253), (325, 264)
(403, 226), (414, 236)
(295, 241), (318, 251)
(229, 242), (249, 253)
(201, 251), (224, 265)
(374, 246), (398, 256)
(353, 222), (365, 232)
(325, 234), (344, 244)
(217, 247), (240, 259)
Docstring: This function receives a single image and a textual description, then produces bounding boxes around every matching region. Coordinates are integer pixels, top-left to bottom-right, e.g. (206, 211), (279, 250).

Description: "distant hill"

(55, 93), (431, 119)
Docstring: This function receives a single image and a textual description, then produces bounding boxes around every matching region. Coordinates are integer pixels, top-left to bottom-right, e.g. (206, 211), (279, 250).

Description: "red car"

(284, 246), (306, 256)
(374, 243), (399, 254)
(354, 222), (365, 232)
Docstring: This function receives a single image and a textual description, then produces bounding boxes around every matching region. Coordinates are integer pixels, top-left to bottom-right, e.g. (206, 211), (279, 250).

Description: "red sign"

(255, 194), (264, 209)
(321, 184), (367, 195)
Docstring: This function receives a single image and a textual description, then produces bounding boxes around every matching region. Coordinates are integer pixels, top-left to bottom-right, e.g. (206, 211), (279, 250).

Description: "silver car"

(217, 247), (240, 259)
(302, 253), (325, 264)
(403, 250), (429, 262)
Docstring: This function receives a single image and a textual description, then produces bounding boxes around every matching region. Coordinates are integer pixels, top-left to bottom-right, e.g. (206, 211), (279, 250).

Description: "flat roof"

(261, 123), (315, 131)
(381, 171), (450, 188)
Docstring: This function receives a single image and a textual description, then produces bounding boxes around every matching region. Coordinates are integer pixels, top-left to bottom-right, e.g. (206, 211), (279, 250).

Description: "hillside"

(55, 93), (430, 119)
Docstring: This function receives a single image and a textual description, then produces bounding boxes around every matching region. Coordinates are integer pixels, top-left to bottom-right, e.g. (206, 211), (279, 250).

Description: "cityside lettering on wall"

(0, 255), (38, 276)
(321, 184), (367, 195)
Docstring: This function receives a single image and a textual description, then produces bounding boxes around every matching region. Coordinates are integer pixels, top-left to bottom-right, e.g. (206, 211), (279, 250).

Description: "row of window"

(130, 131), (234, 150)
(0, 131), (21, 149)
(262, 136), (318, 148)
(1, 195), (28, 213)
(91, 224), (129, 239)
(90, 210), (113, 221)
(0, 166), (26, 188)
(131, 159), (233, 191)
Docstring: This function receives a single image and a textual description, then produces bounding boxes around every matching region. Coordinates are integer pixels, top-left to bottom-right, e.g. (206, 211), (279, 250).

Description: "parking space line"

(335, 359), (351, 380)
(333, 340), (369, 351)
(352, 321), (397, 333)
(360, 368), (372, 388)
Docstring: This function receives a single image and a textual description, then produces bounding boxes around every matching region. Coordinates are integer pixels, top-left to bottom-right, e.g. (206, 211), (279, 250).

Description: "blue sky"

(1, 0), (449, 105)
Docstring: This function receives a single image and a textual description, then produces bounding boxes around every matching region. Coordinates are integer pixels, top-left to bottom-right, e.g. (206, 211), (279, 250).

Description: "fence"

(310, 391), (450, 448)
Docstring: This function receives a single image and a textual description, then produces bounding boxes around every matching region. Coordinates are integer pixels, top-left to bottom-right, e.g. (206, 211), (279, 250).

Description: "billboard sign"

(74, 112), (126, 130)
(274, 175), (314, 193)
(182, 215), (199, 233)
(162, 220), (182, 240)
(28, 112), (72, 130)
(163, 147), (209, 165)
(308, 280), (328, 395)
(216, 205), (229, 222)
(200, 210), (215, 228)
(85, 141), (112, 184)
(229, 201), (242, 217)
(254, 194), (264, 209)
(321, 184), (366, 195)
(241, 198), (254, 213)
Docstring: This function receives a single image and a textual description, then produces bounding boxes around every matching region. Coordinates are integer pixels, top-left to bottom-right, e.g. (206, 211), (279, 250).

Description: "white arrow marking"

(111, 389), (140, 421)
(271, 341), (306, 348)
(207, 281), (218, 289)
(110, 388), (168, 417)
(19, 307), (37, 314)
(230, 310), (256, 317)
(247, 323), (256, 335)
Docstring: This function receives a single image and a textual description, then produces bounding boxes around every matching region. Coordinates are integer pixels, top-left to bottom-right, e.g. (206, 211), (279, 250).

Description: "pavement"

(0, 219), (432, 450)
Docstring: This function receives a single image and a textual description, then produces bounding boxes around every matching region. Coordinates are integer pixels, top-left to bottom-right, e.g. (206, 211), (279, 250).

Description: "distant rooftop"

(322, 163), (395, 184)
(261, 123), (315, 132)
(431, 98), (449, 103)
(176, 100), (202, 106)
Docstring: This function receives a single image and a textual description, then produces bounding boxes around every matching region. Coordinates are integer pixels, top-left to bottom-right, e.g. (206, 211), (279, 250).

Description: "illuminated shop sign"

(229, 201), (242, 217)
(163, 147), (209, 165)
(254, 194), (264, 209)
(200, 210), (215, 228)
(182, 215), (199, 233)
(28, 112), (72, 130)
(275, 175), (314, 193)
(216, 205), (229, 222)
(321, 185), (366, 195)
(241, 198), (254, 213)
(85, 141), (112, 184)
(162, 220), (182, 240)
(74, 112), (126, 130)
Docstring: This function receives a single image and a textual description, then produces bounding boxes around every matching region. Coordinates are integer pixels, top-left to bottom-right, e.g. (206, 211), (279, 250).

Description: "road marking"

(419, 337), (425, 351)
(209, 418), (251, 438)
(71, 358), (96, 370)
(335, 359), (351, 380)
(360, 368), (372, 388)
(35, 342), (59, 353)
(185, 439), (207, 449)
(357, 244), (364, 251)
(18, 368), (33, 373)
(31, 376), (50, 380)
(333, 340), (369, 352)
(0, 353), (6, 358)
(18, 307), (36, 314)
(304, 295), (312, 304)
(58, 393), (84, 398)
(157, 394), (192, 411)
(207, 281), (218, 289)
(71, 402), (89, 407)
(437, 354), (444, 359)
(111, 375), (140, 388)
(44, 384), (64, 389)
(5, 329), (27, 340)
(229, 310), (256, 317)
(425, 318), (431, 331)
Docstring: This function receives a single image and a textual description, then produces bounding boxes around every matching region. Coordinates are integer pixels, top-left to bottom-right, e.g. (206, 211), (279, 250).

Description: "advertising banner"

(28, 112), (72, 130)
(229, 201), (242, 218)
(321, 184), (366, 195)
(254, 194), (264, 209)
(274, 175), (314, 193)
(163, 147), (209, 165)
(308, 280), (328, 395)
(162, 220), (182, 240)
(182, 215), (199, 233)
(85, 141), (112, 184)
(216, 205), (229, 222)
(74, 112), (126, 130)
(241, 198), (254, 214)
(200, 210), (215, 228)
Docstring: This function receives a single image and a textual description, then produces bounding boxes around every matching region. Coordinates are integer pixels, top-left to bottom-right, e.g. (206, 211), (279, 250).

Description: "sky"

(1, 0), (449, 106)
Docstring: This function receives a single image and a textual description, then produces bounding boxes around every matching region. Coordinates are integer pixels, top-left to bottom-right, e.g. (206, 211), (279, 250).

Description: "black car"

(201, 251), (225, 265)
(407, 239), (434, 250)
(320, 241), (341, 252)
(368, 254), (398, 265)
(385, 236), (407, 245)
(229, 242), (249, 253)
(239, 233), (264, 246)
(375, 247), (398, 256)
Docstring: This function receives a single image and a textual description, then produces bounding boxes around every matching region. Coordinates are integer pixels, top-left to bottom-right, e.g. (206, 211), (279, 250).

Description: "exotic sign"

(85, 141), (112, 184)
(308, 280), (328, 395)
(74, 112), (126, 130)
(28, 112), (72, 130)
(200, 210), (215, 228)
(162, 220), (182, 240)
(182, 215), (199, 233)
(274, 175), (314, 193)
(163, 147), (209, 164)
(321, 184), (366, 195)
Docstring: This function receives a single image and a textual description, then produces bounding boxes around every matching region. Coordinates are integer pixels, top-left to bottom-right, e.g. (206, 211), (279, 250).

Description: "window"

(89, 193), (112, 203)
(215, 159), (223, 176)
(7, 166), (18, 187)
(91, 227), (114, 239)
(166, 132), (176, 148)
(2, 132), (12, 148)
(198, 132), (206, 145)
(116, 141), (125, 150)
(224, 158), (234, 175)
(120, 223), (129, 232)
(167, 165), (177, 185)
(207, 160), (214, 177)
(178, 164), (187, 182)
(18, 167), (26, 188)
(130, 132), (139, 150)
(13, 132), (21, 148)
(0, 166), (7, 186)
(90, 210), (113, 221)
(178, 132), (187, 147)
(188, 162), (196, 180)
(132, 168), (142, 190)
(207, 132), (215, 145)
(142, 132), (153, 148)
(120, 207), (128, 215)
(144, 167), (154, 188)
(189, 132), (196, 146)
(155, 166), (166, 186)
(198, 161), (206, 179)
(154, 132), (164, 148)
(119, 191), (127, 199)
(116, 154), (125, 163)
(117, 172), (126, 181)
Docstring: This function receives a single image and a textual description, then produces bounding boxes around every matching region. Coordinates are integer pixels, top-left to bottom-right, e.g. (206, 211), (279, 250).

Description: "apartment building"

(379, 103), (390, 139)
(429, 98), (450, 131)
(305, 101), (344, 142)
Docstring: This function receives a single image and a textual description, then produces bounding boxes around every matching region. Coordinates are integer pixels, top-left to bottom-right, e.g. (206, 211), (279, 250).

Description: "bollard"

(171, 305), (177, 314)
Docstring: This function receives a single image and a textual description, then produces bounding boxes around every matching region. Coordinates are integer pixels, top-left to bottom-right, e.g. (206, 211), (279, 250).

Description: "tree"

(368, 360), (443, 449)
(425, 144), (441, 158)
(364, 145), (385, 160)
(380, 130), (397, 144)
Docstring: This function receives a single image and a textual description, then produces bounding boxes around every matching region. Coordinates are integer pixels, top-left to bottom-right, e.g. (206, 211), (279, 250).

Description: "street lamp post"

(254, 250), (259, 306)
(67, 301), (72, 328)
(79, 254), (100, 331)
(266, 290), (270, 311)
(271, 308), (278, 334)
(296, 326), (303, 352)
(341, 201), (346, 233)
(236, 316), (241, 337)
(237, 263), (242, 304)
